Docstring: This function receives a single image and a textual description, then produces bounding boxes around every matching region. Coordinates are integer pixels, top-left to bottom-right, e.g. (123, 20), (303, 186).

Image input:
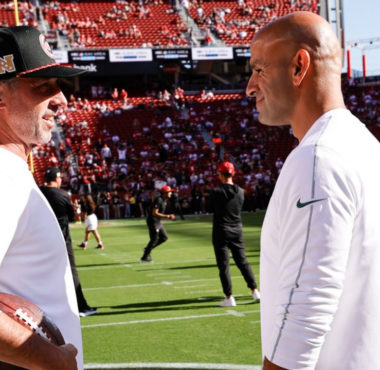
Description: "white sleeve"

(269, 146), (359, 369)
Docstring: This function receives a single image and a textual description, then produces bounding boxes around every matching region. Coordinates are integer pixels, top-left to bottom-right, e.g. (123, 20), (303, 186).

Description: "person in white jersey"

(246, 12), (380, 370)
(0, 26), (87, 369)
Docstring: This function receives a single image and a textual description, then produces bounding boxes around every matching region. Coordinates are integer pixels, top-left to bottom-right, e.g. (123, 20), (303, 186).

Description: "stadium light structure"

(346, 38), (380, 78)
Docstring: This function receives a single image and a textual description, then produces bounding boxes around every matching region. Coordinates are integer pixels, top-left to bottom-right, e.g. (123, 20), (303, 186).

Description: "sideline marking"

(226, 310), (245, 317)
(83, 276), (243, 291)
(84, 363), (261, 370)
(161, 281), (173, 285)
(81, 310), (260, 329)
(84, 362), (261, 370)
(147, 271), (182, 277)
(186, 289), (222, 294)
(78, 259), (217, 271)
(174, 284), (207, 289)
(158, 275), (193, 280)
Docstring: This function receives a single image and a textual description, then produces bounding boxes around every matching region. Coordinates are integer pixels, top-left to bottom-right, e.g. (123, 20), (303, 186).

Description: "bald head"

(256, 12), (342, 74)
(246, 11), (345, 140)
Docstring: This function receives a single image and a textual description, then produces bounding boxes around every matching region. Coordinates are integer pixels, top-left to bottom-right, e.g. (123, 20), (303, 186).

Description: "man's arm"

(63, 193), (75, 223)
(152, 208), (175, 220)
(264, 147), (357, 368)
(0, 311), (78, 370)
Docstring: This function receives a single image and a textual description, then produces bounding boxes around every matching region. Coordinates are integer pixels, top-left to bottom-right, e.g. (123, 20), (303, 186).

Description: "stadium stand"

(41, 0), (190, 48)
(30, 91), (294, 215)
(188, 0), (318, 46)
(29, 78), (379, 218)
(39, 0), (318, 48)
(0, 1), (37, 27)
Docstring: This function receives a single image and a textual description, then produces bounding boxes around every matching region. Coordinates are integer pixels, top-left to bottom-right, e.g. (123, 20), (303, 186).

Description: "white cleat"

(219, 296), (237, 307)
(252, 290), (261, 303)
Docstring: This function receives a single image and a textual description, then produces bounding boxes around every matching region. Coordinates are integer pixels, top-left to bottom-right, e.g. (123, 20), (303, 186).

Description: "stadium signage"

(191, 47), (233, 60)
(52, 47), (251, 75)
(73, 63), (98, 72)
(109, 48), (153, 62)
(52, 50), (69, 64)
(153, 48), (191, 60)
(234, 47), (251, 58)
(70, 50), (108, 62)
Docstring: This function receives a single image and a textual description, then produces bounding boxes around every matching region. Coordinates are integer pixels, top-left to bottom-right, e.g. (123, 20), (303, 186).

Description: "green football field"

(70, 212), (265, 370)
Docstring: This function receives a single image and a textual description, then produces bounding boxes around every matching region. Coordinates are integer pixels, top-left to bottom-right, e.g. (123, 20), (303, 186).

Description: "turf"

(70, 212), (265, 367)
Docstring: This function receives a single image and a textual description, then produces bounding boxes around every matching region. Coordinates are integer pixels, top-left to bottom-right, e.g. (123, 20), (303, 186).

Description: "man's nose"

(245, 73), (257, 97)
(50, 90), (68, 112)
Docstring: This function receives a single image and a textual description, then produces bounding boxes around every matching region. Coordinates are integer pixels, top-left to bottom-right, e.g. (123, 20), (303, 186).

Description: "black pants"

(143, 221), (168, 255)
(212, 226), (257, 297)
(67, 240), (90, 311)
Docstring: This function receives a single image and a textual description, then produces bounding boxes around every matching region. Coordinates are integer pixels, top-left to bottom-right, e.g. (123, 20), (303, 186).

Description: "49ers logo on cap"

(39, 34), (55, 59)
(0, 54), (16, 75)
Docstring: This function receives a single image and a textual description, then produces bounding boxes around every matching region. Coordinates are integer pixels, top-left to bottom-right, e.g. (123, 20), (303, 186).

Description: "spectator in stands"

(98, 191), (111, 219)
(246, 12), (380, 370)
(169, 186), (185, 220)
(100, 143), (112, 162)
(204, 32), (212, 46)
(111, 190), (122, 219)
(123, 191), (132, 218)
(111, 88), (119, 102)
(78, 194), (105, 250)
(120, 88), (128, 102)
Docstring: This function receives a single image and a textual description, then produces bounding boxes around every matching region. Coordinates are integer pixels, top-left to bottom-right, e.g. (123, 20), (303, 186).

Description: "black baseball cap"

(0, 26), (87, 80)
(45, 167), (61, 182)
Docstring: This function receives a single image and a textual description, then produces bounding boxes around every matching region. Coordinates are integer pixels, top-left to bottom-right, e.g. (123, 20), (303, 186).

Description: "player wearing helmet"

(140, 185), (176, 262)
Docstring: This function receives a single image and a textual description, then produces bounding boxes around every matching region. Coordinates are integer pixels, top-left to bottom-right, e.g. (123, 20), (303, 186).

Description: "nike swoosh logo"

(297, 198), (326, 208)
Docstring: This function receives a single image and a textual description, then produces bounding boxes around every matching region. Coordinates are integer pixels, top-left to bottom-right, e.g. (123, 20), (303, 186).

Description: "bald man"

(246, 12), (380, 370)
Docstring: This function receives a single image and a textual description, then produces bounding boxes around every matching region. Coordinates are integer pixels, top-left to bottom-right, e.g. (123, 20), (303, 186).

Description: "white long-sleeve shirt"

(0, 148), (83, 369)
(261, 109), (380, 369)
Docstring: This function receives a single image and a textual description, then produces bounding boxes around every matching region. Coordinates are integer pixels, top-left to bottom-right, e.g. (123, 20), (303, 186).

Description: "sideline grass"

(70, 213), (264, 367)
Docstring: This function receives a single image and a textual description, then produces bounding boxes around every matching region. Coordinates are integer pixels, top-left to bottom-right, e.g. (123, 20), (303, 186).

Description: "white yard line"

(84, 363), (261, 369)
(78, 259), (216, 271)
(83, 276), (242, 291)
(174, 285), (207, 289)
(84, 362), (261, 370)
(147, 271), (183, 276)
(185, 289), (222, 294)
(81, 310), (260, 329)
(158, 275), (193, 280)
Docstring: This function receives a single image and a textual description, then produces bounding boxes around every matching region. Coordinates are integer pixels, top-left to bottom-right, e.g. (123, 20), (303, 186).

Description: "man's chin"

(32, 133), (52, 147)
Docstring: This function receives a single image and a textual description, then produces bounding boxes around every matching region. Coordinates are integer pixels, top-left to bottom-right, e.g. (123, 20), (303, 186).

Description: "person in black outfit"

(210, 161), (260, 307)
(140, 185), (175, 262)
(40, 167), (97, 317)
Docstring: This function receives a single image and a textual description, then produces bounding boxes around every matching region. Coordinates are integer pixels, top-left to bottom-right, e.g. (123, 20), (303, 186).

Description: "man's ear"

(292, 49), (310, 87)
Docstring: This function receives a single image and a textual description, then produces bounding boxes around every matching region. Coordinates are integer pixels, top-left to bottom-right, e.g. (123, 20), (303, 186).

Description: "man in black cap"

(41, 167), (98, 318)
(0, 26), (86, 369)
(210, 161), (260, 307)
(140, 185), (176, 262)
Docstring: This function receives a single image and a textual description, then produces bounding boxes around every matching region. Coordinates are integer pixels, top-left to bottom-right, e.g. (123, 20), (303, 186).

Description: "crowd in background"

(31, 77), (380, 220)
